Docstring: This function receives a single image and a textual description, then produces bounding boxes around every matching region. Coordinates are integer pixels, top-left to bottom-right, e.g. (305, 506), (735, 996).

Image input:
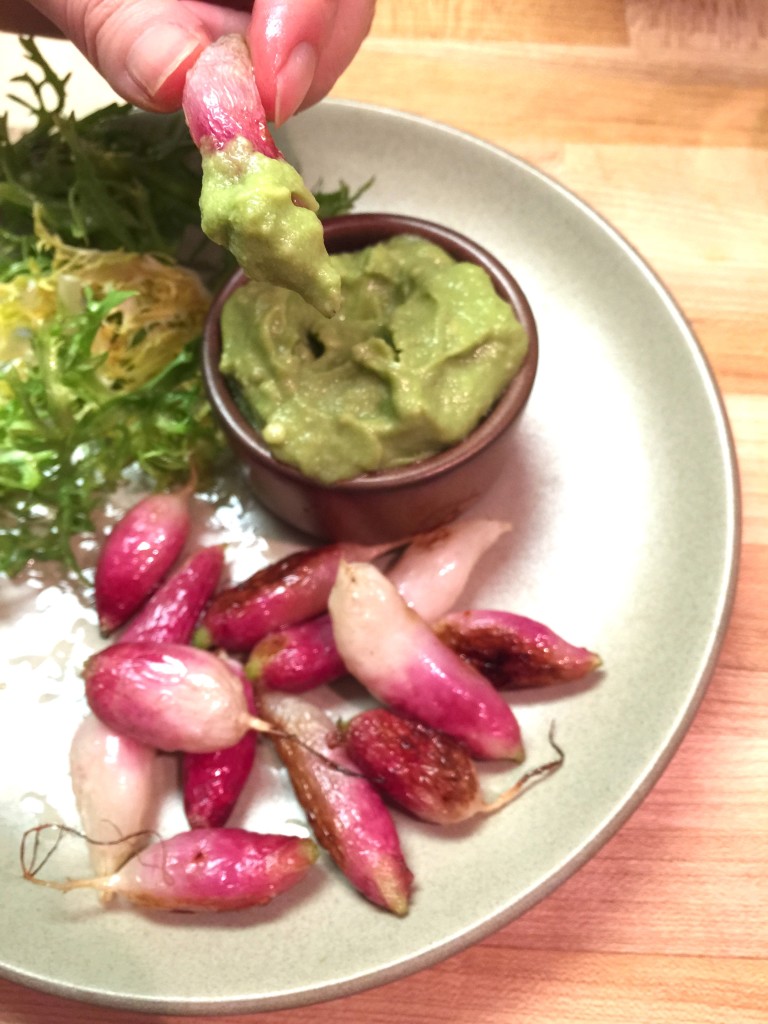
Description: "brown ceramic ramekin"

(201, 213), (538, 542)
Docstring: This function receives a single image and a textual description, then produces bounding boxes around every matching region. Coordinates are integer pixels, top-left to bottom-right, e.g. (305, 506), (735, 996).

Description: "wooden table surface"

(1, 2), (766, 1022)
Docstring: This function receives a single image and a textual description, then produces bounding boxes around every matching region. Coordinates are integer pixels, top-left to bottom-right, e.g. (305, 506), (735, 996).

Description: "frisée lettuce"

(0, 41), (221, 575)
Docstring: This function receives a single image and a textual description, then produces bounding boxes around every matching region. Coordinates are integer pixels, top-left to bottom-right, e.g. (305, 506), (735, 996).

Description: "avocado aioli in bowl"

(218, 225), (530, 484)
(203, 213), (538, 541)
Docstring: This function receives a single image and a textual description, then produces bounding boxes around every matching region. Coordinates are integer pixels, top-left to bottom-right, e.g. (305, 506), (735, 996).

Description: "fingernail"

(273, 42), (318, 125)
(126, 27), (208, 108)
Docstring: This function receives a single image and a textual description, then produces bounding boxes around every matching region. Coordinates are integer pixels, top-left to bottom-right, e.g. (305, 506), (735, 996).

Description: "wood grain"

(625, 0), (768, 51)
(370, 0), (630, 45)
(1, 1), (766, 1021)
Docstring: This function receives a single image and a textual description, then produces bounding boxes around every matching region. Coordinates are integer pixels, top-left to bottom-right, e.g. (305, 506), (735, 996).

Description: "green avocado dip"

(220, 234), (528, 484)
(200, 137), (341, 317)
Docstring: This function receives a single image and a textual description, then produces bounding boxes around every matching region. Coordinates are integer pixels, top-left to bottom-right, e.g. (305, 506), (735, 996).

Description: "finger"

(26, 0), (247, 111)
(298, 0), (376, 112)
(248, 0), (375, 124)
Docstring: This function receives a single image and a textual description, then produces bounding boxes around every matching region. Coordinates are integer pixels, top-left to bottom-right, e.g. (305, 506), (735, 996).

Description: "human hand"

(10, 1), (375, 122)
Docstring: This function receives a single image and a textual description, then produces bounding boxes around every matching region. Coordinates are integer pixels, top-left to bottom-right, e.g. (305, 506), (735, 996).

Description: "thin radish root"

(479, 722), (564, 815)
(21, 823), (157, 891)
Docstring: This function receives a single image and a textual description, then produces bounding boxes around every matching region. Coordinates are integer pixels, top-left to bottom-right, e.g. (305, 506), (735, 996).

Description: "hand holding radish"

(2, 1), (376, 120)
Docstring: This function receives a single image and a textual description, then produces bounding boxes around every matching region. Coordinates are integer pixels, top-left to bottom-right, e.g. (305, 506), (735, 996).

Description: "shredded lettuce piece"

(0, 214), (212, 389)
(314, 178), (374, 220)
(0, 218), (217, 573)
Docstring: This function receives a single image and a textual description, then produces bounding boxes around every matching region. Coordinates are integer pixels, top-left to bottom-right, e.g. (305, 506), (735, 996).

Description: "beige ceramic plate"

(0, 99), (739, 1014)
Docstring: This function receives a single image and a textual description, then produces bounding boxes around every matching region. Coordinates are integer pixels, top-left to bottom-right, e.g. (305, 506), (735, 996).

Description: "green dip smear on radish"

(219, 233), (528, 484)
(199, 138), (341, 318)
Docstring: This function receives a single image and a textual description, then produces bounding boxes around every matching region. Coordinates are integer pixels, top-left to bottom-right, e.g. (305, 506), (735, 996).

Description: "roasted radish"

(69, 714), (157, 880)
(195, 540), (395, 653)
(22, 826), (318, 912)
(262, 692), (413, 915)
(182, 33), (340, 316)
(387, 518), (511, 622)
(246, 614), (346, 693)
(341, 709), (563, 825)
(329, 562), (524, 761)
(119, 545), (224, 645)
(182, 660), (260, 829)
(84, 642), (273, 753)
(435, 610), (602, 689)
(94, 482), (193, 635)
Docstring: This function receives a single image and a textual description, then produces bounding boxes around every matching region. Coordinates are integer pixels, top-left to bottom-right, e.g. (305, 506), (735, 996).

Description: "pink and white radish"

(22, 826), (318, 912)
(195, 540), (397, 653)
(246, 613), (345, 693)
(94, 482), (194, 635)
(328, 562), (524, 761)
(182, 33), (340, 316)
(83, 642), (273, 753)
(69, 714), (157, 880)
(183, 34), (281, 159)
(262, 692), (413, 916)
(118, 545), (224, 645)
(182, 659), (260, 829)
(387, 518), (511, 622)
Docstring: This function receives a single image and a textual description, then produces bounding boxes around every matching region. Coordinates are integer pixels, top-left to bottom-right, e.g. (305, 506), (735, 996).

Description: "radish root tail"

(481, 721), (564, 815)
(20, 823), (157, 891)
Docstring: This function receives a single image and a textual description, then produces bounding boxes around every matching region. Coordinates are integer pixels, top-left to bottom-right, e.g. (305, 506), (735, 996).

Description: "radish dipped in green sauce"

(183, 34), (341, 317)
(199, 138), (341, 317)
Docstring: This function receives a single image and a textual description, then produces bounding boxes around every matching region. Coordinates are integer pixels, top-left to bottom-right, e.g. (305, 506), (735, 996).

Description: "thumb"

(28, 0), (214, 111)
